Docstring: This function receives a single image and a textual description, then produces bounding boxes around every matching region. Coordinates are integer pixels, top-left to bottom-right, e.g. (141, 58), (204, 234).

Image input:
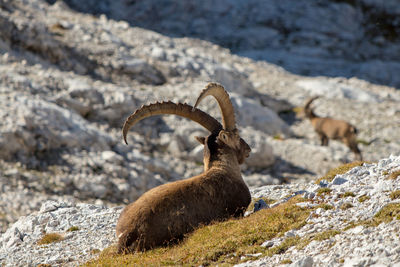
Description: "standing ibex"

(304, 96), (362, 160)
(116, 83), (251, 253)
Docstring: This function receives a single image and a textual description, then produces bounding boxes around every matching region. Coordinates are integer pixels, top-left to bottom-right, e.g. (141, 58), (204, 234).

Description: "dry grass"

(280, 259), (293, 264)
(358, 195), (370, 203)
(340, 202), (354, 210)
(67, 226), (80, 232)
(389, 170), (400, 180)
(318, 203), (334, 210)
(85, 197), (312, 267)
(338, 192), (355, 198)
(345, 203), (400, 229)
(37, 233), (64, 245)
(295, 229), (341, 250)
(373, 203), (400, 224)
(315, 161), (366, 184)
(390, 190), (400, 200)
(316, 188), (332, 197)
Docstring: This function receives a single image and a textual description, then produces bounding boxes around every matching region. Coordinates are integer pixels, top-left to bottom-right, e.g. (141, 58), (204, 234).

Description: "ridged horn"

(304, 96), (319, 113)
(122, 101), (222, 144)
(193, 82), (236, 131)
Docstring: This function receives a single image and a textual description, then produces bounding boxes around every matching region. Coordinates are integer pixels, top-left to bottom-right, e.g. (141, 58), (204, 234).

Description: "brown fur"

(116, 130), (251, 253)
(305, 97), (362, 160)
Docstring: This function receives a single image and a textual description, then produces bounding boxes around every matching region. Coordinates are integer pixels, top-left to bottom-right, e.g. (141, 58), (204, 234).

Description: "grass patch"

(389, 170), (400, 180)
(296, 229), (341, 250)
(67, 226), (80, 232)
(267, 236), (300, 256)
(390, 190), (400, 200)
(373, 203), (400, 224)
(315, 161), (366, 184)
(313, 229), (341, 242)
(37, 233), (64, 245)
(292, 106), (303, 114)
(346, 203), (400, 229)
(273, 134), (284, 141)
(340, 203), (354, 210)
(280, 259), (293, 264)
(357, 139), (372, 146)
(317, 204), (334, 210)
(85, 197), (312, 266)
(91, 249), (101, 254)
(339, 192), (355, 198)
(316, 188), (332, 197)
(358, 195), (370, 203)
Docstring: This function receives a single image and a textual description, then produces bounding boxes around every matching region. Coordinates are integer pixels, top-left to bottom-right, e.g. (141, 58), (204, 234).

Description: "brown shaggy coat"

(116, 133), (251, 252)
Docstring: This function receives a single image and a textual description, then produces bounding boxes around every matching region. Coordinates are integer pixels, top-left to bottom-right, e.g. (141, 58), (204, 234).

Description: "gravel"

(1, 155), (399, 266)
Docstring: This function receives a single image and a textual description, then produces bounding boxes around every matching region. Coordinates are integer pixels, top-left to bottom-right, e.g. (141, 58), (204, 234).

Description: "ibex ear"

(194, 136), (206, 145)
(217, 131), (229, 144)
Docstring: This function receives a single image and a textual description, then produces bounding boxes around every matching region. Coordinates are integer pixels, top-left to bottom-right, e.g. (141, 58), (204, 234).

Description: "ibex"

(304, 96), (362, 160)
(116, 83), (251, 253)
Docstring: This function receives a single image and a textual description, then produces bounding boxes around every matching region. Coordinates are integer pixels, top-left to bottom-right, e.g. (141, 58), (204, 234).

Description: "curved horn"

(304, 96), (319, 112)
(193, 82), (236, 131)
(122, 101), (222, 144)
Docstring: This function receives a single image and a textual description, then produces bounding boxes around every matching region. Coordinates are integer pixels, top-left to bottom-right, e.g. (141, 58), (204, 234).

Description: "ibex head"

(122, 83), (251, 167)
(304, 96), (319, 119)
(193, 83), (251, 166)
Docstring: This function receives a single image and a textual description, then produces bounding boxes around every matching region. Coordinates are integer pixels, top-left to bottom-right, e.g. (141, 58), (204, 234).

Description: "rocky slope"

(0, 0), (399, 264)
(1, 155), (399, 266)
(55, 0), (400, 88)
(1, 0), (400, 233)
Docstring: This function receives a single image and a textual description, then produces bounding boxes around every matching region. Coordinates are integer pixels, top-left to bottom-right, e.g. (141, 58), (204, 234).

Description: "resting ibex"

(116, 83), (251, 253)
(304, 96), (362, 160)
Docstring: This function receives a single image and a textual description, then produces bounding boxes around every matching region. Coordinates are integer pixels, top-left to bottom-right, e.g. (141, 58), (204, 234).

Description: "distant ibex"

(304, 96), (362, 160)
(116, 83), (251, 253)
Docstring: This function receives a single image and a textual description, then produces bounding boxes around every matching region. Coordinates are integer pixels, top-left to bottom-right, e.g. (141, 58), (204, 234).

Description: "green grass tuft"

(357, 139), (372, 146)
(273, 134), (284, 141)
(67, 226), (80, 232)
(316, 188), (332, 196)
